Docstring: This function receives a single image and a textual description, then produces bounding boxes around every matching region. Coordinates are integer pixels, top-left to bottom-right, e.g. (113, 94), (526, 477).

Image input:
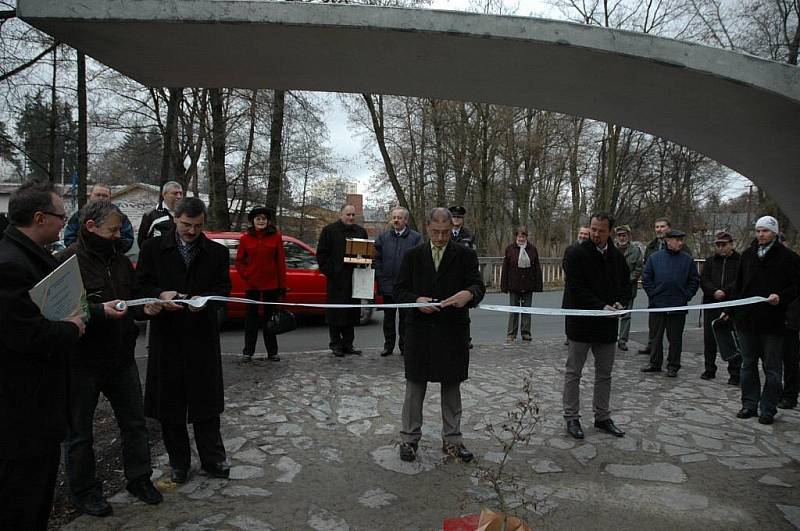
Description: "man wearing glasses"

(700, 231), (741, 384)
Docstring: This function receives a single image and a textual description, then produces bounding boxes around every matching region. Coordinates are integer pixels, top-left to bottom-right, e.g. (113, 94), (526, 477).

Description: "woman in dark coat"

(316, 205), (368, 356)
(133, 198), (232, 482)
(500, 226), (543, 342)
(235, 206), (286, 362)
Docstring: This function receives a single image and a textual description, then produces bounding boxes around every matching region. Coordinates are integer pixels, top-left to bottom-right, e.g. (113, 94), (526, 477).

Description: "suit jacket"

(563, 239), (630, 344)
(0, 226), (80, 458)
(394, 241), (485, 383)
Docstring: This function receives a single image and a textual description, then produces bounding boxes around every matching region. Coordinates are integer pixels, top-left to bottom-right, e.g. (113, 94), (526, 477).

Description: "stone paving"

(66, 335), (800, 530)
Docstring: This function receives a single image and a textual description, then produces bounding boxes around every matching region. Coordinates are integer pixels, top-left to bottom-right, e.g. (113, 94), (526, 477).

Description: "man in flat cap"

(449, 206), (476, 251)
(641, 228), (700, 377)
(614, 225), (643, 351)
(699, 231), (741, 383)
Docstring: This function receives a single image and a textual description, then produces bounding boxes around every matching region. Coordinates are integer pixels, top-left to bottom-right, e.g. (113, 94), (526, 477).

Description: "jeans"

(649, 312), (686, 371)
(702, 308), (741, 377)
(381, 294), (407, 353)
(64, 361), (151, 498)
(617, 284), (637, 343)
(739, 331), (783, 417)
(563, 341), (615, 422)
(243, 289), (280, 356)
(506, 291), (533, 338)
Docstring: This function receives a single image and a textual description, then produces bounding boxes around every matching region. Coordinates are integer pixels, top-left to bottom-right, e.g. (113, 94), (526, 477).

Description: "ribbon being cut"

(120, 295), (769, 316)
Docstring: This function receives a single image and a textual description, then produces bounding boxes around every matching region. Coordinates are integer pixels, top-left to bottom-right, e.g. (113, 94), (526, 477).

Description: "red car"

(205, 231), (376, 325)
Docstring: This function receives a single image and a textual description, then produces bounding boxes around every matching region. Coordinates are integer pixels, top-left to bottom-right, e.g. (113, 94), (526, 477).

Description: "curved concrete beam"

(18, 0), (800, 225)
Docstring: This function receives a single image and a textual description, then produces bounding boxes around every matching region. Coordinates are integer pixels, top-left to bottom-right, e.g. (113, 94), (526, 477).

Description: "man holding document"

(134, 197), (232, 484)
(0, 181), (86, 530)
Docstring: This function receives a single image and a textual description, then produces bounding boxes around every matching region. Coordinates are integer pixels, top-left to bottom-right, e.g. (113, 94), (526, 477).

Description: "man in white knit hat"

(725, 215), (800, 425)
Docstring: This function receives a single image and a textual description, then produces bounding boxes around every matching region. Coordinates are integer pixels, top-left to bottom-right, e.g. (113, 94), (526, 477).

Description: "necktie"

(433, 246), (443, 271)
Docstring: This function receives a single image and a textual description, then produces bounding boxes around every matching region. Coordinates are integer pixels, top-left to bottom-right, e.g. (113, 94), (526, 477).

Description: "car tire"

(358, 307), (373, 326)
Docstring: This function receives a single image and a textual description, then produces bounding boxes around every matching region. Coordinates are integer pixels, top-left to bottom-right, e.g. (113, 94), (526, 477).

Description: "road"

(135, 289), (704, 356)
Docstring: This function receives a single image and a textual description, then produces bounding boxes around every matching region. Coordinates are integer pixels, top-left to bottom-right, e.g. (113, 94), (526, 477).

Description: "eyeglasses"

(42, 211), (67, 222)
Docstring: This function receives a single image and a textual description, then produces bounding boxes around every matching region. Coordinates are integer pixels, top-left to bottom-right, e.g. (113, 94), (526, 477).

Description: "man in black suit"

(562, 212), (630, 440)
(0, 181), (86, 530)
(394, 207), (485, 463)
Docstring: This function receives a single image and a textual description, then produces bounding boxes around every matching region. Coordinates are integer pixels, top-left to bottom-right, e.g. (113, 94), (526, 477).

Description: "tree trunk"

(568, 117), (585, 237)
(362, 93), (417, 230)
(430, 99), (447, 206)
(48, 43), (58, 182)
(77, 51), (88, 207)
(160, 88), (182, 187)
(236, 89), (259, 229)
(208, 88), (229, 230)
(265, 89), (286, 212)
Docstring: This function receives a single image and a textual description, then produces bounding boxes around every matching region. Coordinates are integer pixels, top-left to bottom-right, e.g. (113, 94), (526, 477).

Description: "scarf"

(517, 244), (531, 268)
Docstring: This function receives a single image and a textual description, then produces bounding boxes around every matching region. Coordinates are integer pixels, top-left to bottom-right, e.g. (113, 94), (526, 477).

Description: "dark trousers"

(783, 330), (800, 402)
(649, 312), (686, 371)
(381, 294), (407, 353)
(244, 289), (280, 356)
(64, 361), (151, 498)
(0, 445), (60, 530)
(161, 416), (226, 471)
(329, 325), (355, 352)
(702, 308), (741, 377)
(740, 331), (783, 417)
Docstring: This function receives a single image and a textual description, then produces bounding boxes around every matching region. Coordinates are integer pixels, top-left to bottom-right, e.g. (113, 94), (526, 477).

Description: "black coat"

(451, 225), (476, 251)
(563, 239), (630, 344)
(316, 220), (368, 326)
(134, 229), (231, 423)
(500, 242), (543, 293)
(394, 242), (485, 384)
(700, 251), (740, 303)
(730, 240), (800, 335)
(58, 232), (144, 367)
(0, 226), (80, 458)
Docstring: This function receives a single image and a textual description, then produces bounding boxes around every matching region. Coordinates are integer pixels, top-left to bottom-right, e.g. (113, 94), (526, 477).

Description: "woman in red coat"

(235, 206), (287, 362)
(500, 226), (543, 342)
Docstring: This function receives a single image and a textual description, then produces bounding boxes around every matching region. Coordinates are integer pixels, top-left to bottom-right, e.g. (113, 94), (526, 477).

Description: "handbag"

(265, 309), (297, 335)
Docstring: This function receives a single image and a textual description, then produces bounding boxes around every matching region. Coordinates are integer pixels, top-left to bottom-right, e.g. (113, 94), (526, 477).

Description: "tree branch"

(0, 43), (57, 83)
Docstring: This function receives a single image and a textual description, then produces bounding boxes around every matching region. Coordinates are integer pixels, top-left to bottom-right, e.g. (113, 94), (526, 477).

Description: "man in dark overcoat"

(316, 204), (368, 357)
(0, 181), (85, 530)
(134, 197), (231, 484)
(394, 207), (485, 463)
(562, 212), (630, 440)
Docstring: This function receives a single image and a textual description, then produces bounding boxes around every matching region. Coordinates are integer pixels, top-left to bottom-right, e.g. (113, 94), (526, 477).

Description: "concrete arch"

(18, 0), (800, 224)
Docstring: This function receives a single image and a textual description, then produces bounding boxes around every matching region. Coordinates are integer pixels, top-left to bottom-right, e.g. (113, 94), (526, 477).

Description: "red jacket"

(235, 228), (287, 290)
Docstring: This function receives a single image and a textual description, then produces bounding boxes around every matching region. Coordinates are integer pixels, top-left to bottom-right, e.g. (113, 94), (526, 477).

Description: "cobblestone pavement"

(66, 334), (800, 530)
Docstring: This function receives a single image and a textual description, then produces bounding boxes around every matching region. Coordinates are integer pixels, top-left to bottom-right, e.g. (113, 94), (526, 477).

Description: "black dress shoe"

(442, 442), (474, 463)
(700, 371), (715, 380)
(126, 477), (163, 505)
(736, 408), (757, 419)
(267, 354), (281, 362)
(380, 349), (393, 357)
(778, 398), (797, 409)
(399, 442), (417, 462)
(594, 418), (625, 437)
(72, 494), (113, 517)
(666, 369), (678, 378)
(566, 419), (584, 439)
(333, 349), (345, 358)
(641, 366), (661, 373)
(617, 341), (628, 351)
(758, 415), (774, 425)
(637, 347), (650, 354)
(343, 347), (362, 355)
(201, 462), (230, 479)
(170, 468), (189, 484)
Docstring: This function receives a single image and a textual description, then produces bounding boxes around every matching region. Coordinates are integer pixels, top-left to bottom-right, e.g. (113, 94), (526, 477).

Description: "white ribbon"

(122, 295), (768, 316)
